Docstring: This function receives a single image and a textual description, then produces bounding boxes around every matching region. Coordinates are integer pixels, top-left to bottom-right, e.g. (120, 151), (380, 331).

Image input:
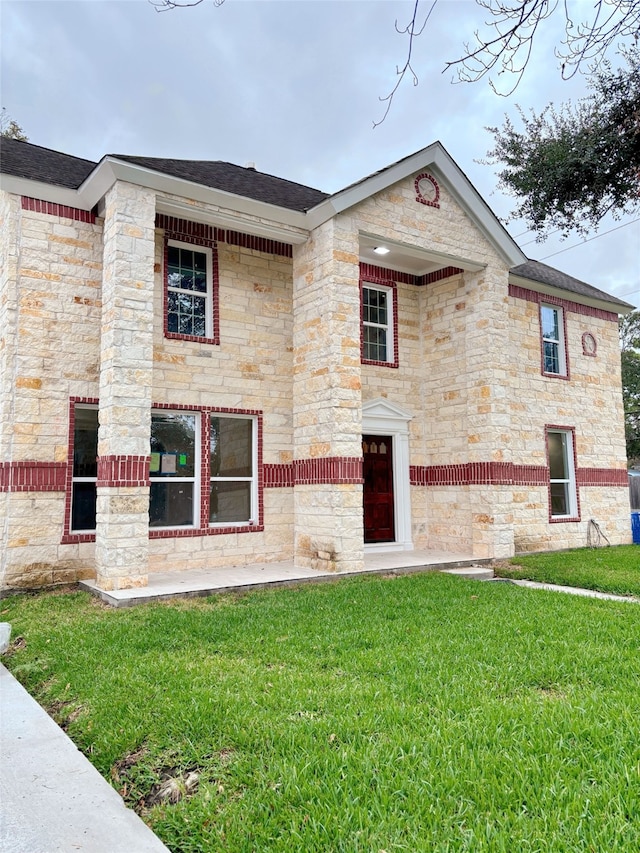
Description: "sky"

(1, 0), (638, 306)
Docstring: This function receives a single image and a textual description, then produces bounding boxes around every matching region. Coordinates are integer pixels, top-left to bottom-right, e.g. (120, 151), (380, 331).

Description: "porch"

(80, 548), (492, 607)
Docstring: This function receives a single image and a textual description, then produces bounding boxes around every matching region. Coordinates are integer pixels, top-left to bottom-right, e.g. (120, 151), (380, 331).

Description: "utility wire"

(537, 218), (640, 260)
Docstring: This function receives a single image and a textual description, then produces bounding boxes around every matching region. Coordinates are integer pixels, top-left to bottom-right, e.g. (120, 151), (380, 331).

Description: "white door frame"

(362, 398), (413, 552)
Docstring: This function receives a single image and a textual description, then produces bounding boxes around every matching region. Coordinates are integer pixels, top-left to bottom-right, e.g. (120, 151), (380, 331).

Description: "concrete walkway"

(508, 578), (640, 603)
(0, 665), (169, 853)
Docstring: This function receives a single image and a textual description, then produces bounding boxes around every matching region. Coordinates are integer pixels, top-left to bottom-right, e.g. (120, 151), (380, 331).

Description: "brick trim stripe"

(96, 455), (150, 487)
(155, 214), (292, 258)
(21, 196), (96, 223)
(410, 462), (549, 487)
(577, 468), (629, 486)
(0, 461), (67, 492)
(294, 457), (364, 485)
(264, 463), (295, 487)
(359, 262), (464, 288)
(509, 283), (619, 322)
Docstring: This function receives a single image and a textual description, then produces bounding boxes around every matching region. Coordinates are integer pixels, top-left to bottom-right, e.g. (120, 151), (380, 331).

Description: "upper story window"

(547, 427), (578, 520)
(362, 282), (397, 366)
(166, 240), (213, 339)
(541, 304), (567, 377)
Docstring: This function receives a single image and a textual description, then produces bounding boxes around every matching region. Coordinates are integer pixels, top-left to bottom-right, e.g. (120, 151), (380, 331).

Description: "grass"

(3, 572), (640, 851)
(495, 544), (640, 597)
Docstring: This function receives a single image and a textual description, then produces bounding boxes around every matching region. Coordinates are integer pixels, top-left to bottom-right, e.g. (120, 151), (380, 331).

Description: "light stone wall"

(148, 237), (296, 573)
(291, 218), (364, 572)
(1, 192), (103, 590)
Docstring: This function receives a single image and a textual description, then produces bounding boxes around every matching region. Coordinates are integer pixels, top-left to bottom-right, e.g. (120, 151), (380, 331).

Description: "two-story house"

(0, 137), (632, 592)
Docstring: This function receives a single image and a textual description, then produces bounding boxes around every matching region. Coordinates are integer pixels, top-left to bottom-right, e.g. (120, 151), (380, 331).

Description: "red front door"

(363, 435), (395, 543)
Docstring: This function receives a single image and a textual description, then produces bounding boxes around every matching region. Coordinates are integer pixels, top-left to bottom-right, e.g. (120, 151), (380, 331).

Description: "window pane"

(151, 413), (195, 477)
(541, 306), (559, 341)
(149, 482), (194, 527)
(210, 417), (253, 477)
(548, 432), (567, 480)
(73, 408), (98, 477)
(544, 341), (560, 374)
(550, 482), (569, 516)
(167, 246), (208, 294)
(71, 482), (96, 531)
(210, 482), (251, 523)
(364, 325), (387, 362)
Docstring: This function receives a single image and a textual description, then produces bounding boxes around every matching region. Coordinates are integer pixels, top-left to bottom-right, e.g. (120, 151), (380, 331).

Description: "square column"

(95, 182), (155, 590)
(292, 218), (364, 572)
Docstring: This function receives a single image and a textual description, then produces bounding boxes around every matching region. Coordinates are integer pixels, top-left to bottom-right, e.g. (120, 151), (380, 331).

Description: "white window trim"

(363, 282), (394, 364)
(547, 428), (578, 519)
(70, 403), (98, 533)
(167, 239), (213, 339)
(541, 304), (567, 376)
(209, 413), (258, 527)
(150, 409), (201, 530)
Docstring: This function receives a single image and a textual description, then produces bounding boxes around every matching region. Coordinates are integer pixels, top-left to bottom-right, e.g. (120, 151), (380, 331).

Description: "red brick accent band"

(294, 457), (363, 485)
(509, 283), (619, 322)
(410, 462), (549, 487)
(359, 262), (463, 288)
(577, 468), (629, 486)
(21, 196), (96, 224)
(263, 463), (295, 488)
(96, 456), (150, 487)
(155, 214), (292, 258)
(0, 461), (67, 492)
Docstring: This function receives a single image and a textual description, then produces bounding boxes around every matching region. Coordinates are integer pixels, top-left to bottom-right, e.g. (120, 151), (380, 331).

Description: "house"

(0, 137), (633, 593)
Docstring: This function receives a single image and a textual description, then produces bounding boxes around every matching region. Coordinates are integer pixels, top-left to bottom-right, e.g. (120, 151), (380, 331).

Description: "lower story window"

(547, 428), (578, 519)
(70, 406), (98, 532)
(150, 411), (198, 528)
(210, 415), (256, 524)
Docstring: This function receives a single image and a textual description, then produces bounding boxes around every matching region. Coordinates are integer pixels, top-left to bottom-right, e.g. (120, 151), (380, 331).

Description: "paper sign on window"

(161, 453), (177, 474)
(150, 452), (161, 473)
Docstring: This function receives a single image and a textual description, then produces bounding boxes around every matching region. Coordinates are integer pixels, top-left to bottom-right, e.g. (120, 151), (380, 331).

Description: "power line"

(538, 218), (640, 260)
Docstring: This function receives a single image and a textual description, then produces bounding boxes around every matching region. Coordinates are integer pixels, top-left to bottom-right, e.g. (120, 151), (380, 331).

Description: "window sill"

(542, 370), (570, 381)
(362, 357), (399, 369)
(549, 515), (580, 524)
(165, 331), (220, 346)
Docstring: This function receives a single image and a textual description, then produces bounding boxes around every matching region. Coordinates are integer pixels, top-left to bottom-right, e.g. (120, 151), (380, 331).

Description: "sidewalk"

(0, 665), (169, 853)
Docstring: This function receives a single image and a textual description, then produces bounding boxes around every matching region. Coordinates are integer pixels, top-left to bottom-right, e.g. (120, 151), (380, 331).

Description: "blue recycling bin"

(632, 512), (640, 545)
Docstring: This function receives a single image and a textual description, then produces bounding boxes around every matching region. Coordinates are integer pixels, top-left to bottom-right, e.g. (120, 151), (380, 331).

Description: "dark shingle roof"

(111, 154), (330, 212)
(0, 137), (96, 189)
(511, 259), (633, 310)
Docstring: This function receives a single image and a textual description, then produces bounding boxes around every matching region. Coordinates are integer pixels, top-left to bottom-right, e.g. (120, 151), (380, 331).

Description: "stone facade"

(0, 143), (632, 592)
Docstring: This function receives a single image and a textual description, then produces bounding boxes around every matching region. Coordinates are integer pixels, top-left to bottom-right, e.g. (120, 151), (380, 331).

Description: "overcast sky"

(1, 0), (638, 305)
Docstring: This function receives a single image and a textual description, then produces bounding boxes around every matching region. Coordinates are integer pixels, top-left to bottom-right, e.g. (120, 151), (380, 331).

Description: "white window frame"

(209, 413), (258, 527)
(149, 409), (201, 530)
(547, 428), (578, 519)
(362, 282), (394, 364)
(70, 404), (98, 533)
(166, 239), (213, 339)
(541, 304), (567, 376)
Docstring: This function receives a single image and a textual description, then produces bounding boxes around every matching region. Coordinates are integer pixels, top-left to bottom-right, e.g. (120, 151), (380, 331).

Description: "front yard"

(3, 562), (640, 851)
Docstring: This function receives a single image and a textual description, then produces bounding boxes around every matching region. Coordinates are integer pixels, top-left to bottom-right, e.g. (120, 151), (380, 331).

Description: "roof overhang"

(509, 272), (633, 315)
(359, 232), (485, 276)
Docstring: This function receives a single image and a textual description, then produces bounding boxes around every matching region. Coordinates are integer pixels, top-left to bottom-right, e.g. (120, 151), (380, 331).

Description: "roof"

(0, 137), (96, 189)
(511, 259), (634, 310)
(0, 138), (632, 311)
(110, 155), (329, 212)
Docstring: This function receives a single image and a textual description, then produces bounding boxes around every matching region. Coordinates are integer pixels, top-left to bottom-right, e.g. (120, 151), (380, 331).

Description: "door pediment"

(362, 398), (412, 433)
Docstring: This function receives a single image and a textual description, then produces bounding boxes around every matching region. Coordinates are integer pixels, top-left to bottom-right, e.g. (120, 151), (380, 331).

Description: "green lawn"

(3, 573), (640, 852)
(495, 544), (640, 597)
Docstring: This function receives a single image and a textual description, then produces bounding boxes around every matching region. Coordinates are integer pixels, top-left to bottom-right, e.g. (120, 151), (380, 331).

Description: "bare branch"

(374, 0), (439, 127)
(150, 0), (223, 11)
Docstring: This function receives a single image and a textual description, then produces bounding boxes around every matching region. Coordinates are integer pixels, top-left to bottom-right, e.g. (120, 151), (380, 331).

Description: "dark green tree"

(486, 48), (640, 236)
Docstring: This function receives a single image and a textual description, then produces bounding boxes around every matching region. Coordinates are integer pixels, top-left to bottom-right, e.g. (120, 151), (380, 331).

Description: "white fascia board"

(78, 158), (310, 242)
(0, 174), (88, 208)
(306, 142), (527, 269)
(509, 273), (632, 315)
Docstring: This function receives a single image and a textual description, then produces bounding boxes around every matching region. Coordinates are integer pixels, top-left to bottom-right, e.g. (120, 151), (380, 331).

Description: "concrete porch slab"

(80, 549), (486, 607)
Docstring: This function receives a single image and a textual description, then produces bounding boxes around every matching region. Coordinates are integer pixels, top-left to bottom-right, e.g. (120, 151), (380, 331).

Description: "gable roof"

(0, 138), (633, 312)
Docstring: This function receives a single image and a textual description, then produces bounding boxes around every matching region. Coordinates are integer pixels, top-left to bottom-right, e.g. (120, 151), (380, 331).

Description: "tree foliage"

(486, 48), (640, 235)
(620, 311), (640, 463)
(0, 108), (28, 141)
